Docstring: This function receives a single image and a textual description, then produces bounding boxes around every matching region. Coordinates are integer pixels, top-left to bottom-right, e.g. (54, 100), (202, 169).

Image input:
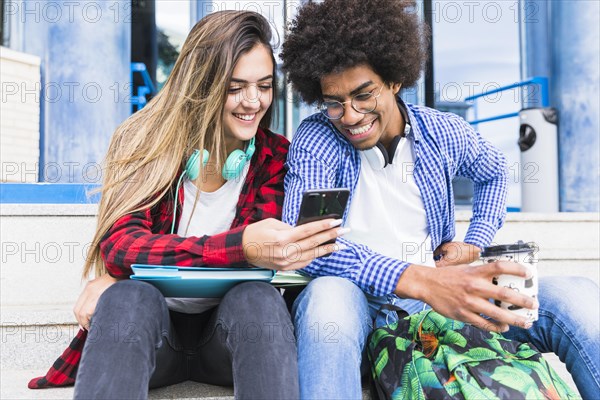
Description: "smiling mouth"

(234, 113), (257, 121)
(347, 120), (375, 136)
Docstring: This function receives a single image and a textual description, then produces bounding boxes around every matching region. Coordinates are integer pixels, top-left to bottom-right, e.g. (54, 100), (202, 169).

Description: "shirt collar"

(254, 127), (272, 159)
(397, 96), (421, 143)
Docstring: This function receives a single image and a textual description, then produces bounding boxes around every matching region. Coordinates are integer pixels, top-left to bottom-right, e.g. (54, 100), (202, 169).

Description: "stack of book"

(131, 264), (312, 298)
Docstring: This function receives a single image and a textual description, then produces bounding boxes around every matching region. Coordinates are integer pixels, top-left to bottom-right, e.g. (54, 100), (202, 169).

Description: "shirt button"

(369, 285), (375, 292)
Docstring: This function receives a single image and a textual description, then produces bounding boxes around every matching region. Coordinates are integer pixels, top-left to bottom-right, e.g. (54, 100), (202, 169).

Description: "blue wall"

(520, 0), (600, 211)
(16, 0), (131, 183)
(552, 1), (600, 212)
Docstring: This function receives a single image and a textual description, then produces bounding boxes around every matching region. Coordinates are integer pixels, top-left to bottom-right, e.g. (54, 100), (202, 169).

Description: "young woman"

(28, 11), (344, 399)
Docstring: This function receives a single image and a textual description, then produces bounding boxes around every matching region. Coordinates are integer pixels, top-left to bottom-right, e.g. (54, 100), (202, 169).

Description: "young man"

(281, 0), (599, 399)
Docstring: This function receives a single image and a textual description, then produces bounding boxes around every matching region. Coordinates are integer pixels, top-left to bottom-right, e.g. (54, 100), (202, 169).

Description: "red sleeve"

(100, 209), (247, 278)
(242, 136), (289, 224)
(100, 131), (288, 278)
(28, 328), (87, 388)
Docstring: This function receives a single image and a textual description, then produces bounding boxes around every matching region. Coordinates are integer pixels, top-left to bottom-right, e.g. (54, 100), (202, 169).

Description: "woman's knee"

(216, 282), (293, 343)
(219, 281), (289, 321)
(86, 280), (169, 347)
(223, 280), (284, 305)
(95, 280), (167, 322)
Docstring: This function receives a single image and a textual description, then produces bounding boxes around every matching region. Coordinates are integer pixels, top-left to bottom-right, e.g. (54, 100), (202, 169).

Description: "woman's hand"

(434, 241), (481, 267)
(73, 273), (119, 330)
(242, 218), (347, 270)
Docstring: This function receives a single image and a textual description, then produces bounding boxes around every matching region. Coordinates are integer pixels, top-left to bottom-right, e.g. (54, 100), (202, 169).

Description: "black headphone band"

(362, 99), (411, 170)
(375, 142), (389, 166)
(386, 135), (403, 164)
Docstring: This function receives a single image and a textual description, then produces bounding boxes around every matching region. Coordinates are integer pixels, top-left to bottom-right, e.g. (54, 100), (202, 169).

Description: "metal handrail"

(468, 112), (520, 126)
(465, 76), (549, 125)
(131, 62), (157, 112)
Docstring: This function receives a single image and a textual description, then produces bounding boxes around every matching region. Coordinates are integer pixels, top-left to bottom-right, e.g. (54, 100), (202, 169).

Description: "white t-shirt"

(344, 137), (435, 267)
(166, 163), (250, 314)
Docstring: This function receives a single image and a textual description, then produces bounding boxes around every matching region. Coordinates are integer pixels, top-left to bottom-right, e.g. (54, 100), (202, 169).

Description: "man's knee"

(293, 277), (371, 338)
(538, 276), (599, 330)
(539, 276), (599, 306)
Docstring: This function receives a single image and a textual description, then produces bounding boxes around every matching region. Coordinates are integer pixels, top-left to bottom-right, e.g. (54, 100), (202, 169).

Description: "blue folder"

(130, 264), (276, 298)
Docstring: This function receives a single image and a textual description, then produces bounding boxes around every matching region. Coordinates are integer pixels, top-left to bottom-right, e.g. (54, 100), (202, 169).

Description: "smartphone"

(296, 188), (350, 244)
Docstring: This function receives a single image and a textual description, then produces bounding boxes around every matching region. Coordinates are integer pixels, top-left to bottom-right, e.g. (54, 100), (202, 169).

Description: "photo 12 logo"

(426, 1), (540, 24)
(3, 1), (132, 24)
(1, 80), (136, 105)
(1, 162), (103, 183)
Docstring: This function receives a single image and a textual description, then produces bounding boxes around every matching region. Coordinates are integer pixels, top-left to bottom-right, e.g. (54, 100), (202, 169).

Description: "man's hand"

(395, 261), (538, 332)
(242, 218), (347, 271)
(73, 273), (119, 330)
(434, 241), (481, 267)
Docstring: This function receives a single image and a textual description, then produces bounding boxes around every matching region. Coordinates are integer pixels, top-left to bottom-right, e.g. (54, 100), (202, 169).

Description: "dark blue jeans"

(74, 280), (299, 399)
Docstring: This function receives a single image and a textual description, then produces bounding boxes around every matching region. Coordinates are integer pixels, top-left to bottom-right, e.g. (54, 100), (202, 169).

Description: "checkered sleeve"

(241, 132), (289, 224)
(100, 209), (247, 278)
(28, 328), (87, 388)
(28, 130), (287, 390)
(283, 120), (409, 297)
(100, 131), (290, 278)
(452, 117), (508, 249)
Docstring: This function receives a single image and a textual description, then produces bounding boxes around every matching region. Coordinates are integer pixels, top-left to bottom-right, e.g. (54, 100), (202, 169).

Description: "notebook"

(130, 264), (312, 298)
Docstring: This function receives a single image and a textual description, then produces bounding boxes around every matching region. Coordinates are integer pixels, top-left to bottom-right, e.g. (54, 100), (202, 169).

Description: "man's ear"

(390, 82), (402, 95)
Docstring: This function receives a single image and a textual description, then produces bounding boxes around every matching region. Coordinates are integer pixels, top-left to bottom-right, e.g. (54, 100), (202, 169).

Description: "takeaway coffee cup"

(480, 241), (539, 322)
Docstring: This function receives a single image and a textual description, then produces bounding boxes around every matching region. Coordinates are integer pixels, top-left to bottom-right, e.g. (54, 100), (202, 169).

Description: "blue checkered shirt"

(282, 99), (508, 296)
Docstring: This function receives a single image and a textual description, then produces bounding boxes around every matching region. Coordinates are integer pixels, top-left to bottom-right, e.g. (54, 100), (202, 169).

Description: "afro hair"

(281, 0), (430, 104)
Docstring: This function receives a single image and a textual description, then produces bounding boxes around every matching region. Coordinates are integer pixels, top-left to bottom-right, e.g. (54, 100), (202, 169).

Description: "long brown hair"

(84, 11), (277, 278)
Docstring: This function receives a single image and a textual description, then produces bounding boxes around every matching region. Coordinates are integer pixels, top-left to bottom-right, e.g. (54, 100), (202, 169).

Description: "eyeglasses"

(318, 86), (384, 120)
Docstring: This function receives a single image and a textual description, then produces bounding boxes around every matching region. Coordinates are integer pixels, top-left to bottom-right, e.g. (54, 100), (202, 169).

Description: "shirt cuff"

(355, 255), (410, 296)
(464, 220), (498, 250)
(203, 225), (247, 266)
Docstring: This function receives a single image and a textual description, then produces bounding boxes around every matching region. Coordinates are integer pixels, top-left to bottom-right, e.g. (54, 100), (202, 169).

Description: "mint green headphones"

(171, 137), (256, 233)
(184, 136), (256, 181)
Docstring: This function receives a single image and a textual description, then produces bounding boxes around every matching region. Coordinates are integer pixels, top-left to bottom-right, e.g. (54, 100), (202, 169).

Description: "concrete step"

(457, 212), (600, 262)
(0, 206), (594, 398)
(2, 206), (598, 311)
(1, 305), (79, 371)
(1, 262), (597, 373)
(1, 354), (577, 399)
(0, 369), (235, 399)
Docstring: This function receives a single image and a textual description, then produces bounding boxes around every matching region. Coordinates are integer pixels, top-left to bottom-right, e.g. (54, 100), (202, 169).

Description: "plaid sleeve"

(452, 117), (508, 249)
(28, 131), (287, 390)
(283, 120), (409, 297)
(99, 131), (292, 278)
(240, 132), (289, 224)
(100, 209), (247, 278)
(28, 328), (87, 389)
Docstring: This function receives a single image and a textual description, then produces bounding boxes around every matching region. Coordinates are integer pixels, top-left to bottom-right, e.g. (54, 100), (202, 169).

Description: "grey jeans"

(74, 280), (299, 399)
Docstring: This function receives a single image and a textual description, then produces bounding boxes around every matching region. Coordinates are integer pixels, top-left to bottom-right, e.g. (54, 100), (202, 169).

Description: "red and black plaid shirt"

(29, 128), (289, 389)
